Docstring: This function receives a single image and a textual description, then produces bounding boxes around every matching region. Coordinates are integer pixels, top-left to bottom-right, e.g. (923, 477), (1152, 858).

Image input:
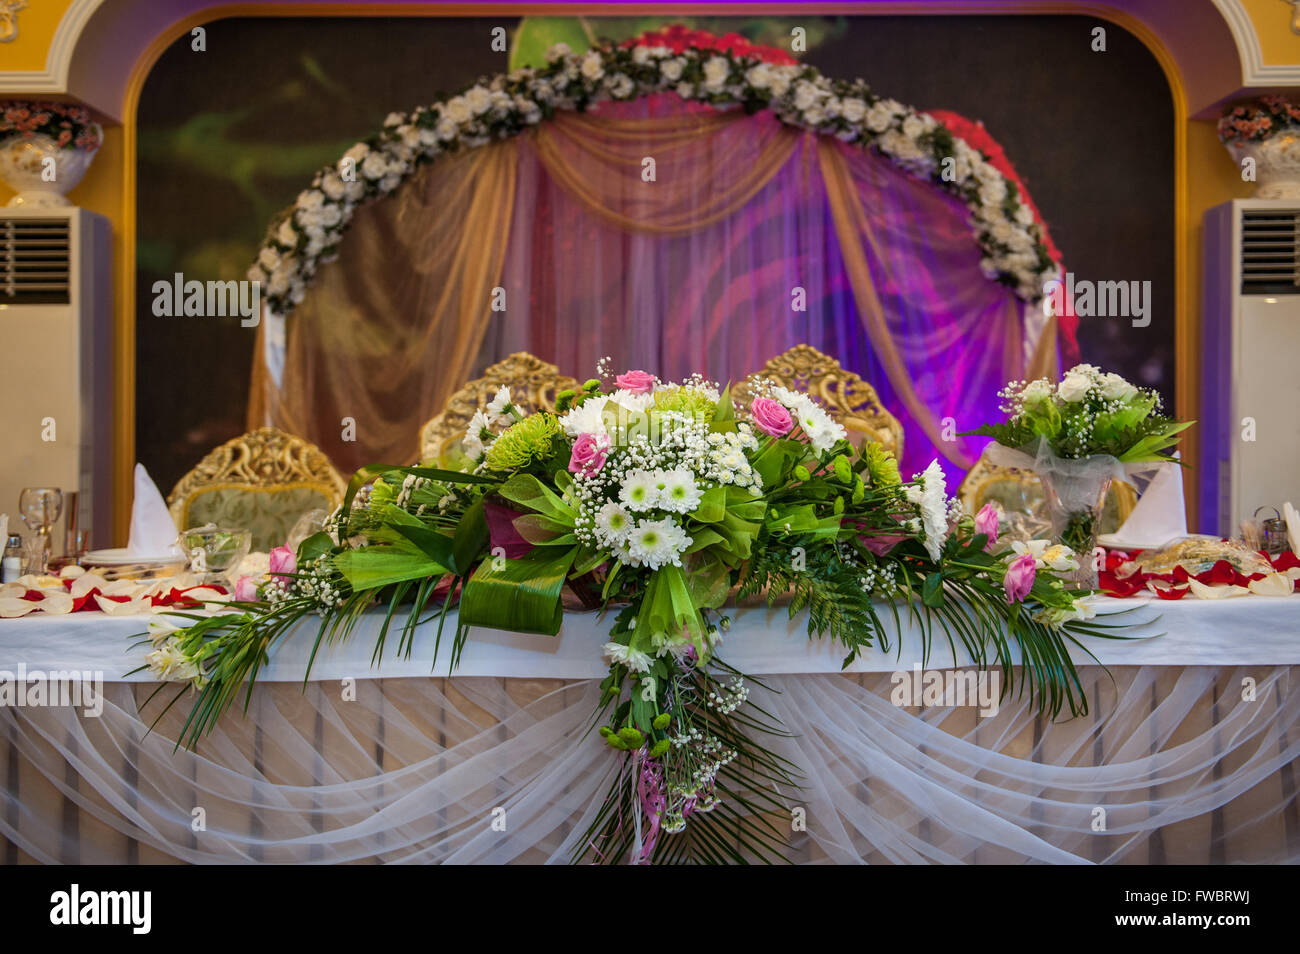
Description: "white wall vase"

(0, 128), (101, 207)
(1227, 131), (1300, 200)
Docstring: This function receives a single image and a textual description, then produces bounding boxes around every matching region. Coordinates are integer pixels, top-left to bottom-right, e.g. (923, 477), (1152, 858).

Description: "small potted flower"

(1218, 95), (1300, 200)
(0, 100), (103, 207)
(967, 365), (1190, 586)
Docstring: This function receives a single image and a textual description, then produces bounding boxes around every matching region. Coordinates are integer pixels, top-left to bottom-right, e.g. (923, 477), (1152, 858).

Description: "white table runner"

(2, 594), (1298, 682)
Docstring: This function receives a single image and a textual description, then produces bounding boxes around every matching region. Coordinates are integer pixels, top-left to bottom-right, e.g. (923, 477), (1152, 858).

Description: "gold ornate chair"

(167, 426), (346, 552)
(732, 344), (904, 460)
(959, 450), (1138, 538)
(419, 352), (581, 465)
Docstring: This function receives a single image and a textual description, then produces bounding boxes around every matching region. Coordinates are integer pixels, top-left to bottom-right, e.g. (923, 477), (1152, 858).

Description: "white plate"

(82, 547), (185, 567)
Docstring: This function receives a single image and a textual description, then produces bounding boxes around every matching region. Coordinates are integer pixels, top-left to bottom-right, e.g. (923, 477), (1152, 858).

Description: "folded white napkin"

(127, 464), (182, 557)
(1285, 502), (1300, 556)
(1100, 458), (1187, 550)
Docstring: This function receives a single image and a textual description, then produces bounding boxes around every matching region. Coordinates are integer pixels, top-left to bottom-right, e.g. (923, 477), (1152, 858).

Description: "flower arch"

(251, 28), (1060, 323)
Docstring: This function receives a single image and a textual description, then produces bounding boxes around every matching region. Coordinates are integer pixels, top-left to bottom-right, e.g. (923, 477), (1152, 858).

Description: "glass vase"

(1038, 471), (1111, 588)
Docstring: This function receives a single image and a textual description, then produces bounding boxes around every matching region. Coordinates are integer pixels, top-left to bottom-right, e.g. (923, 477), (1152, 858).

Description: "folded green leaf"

(458, 546), (579, 636)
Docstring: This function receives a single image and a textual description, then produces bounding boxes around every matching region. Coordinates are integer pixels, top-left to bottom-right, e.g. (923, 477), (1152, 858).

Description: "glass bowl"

(178, 525), (253, 586)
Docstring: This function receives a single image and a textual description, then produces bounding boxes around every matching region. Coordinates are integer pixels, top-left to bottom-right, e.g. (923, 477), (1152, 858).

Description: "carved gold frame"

(166, 425), (346, 530)
(733, 344), (905, 460)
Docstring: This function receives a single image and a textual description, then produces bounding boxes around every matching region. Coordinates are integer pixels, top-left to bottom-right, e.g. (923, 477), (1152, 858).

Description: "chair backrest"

(418, 352), (580, 464)
(959, 448), (1138, 536)
(732, 344), (904, 460)
(167, 426), (346, 552)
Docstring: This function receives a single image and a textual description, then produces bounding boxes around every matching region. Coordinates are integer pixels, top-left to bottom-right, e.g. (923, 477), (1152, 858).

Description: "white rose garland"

(251, 40), (1058, 321)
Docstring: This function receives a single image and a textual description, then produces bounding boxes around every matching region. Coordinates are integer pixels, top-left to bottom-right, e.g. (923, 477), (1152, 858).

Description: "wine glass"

(19, 487), (63, 575)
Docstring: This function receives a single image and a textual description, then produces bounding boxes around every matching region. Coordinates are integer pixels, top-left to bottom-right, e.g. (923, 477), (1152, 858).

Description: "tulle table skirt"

(3, 665), (1297, 864)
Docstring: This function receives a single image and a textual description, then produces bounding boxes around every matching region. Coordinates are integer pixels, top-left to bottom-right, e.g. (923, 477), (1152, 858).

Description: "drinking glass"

(19, 487), (63, 575)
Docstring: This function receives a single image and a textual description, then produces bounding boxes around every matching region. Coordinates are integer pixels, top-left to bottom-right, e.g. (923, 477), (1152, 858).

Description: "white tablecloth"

(2, 594), (1299, 682)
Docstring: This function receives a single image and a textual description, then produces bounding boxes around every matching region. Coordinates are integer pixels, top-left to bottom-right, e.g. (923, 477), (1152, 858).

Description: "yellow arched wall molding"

(1216, 0), (1300, 83)
(1242, 0), (1300, 64)
(0, 0), (75, 72)
(0, 0), (100, 90)
(16, 2), (1254, 539)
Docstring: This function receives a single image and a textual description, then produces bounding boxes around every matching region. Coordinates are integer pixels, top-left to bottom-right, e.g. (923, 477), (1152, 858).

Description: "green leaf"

(498, 473), (576, 525)
(922, 571), (945, 608)
(333, 548), (448, 590)
(458, 546), (579, 636)
(450, 498), (488, 574)
(710, 383), (738, 432)
(392, 523), (457, 568)
(296, 531), (334, 563)
(692, 485), (727, 523)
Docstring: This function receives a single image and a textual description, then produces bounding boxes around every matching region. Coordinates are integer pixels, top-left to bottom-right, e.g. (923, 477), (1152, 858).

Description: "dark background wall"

(136, 14), (1174, 492)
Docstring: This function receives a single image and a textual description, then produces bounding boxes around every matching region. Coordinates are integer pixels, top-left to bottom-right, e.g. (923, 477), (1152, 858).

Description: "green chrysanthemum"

(862, 442), (901, 488)
(484, 412), (562, 471)
(652, 386), (718, 423)
(368, 476), (397, 507)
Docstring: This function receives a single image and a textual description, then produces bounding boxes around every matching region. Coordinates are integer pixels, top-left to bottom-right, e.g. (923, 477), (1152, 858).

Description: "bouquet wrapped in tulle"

(150, 367), (1133, 863)
(967, 364), (1191, 582)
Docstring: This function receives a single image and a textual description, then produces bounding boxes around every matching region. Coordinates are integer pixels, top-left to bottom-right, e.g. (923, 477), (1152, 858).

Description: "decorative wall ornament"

(0, 1), (26, 43)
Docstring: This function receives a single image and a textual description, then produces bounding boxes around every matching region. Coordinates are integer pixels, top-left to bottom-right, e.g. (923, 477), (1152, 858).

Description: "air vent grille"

(1241, 208), (1300, 295)
(0, 217), (71, 305)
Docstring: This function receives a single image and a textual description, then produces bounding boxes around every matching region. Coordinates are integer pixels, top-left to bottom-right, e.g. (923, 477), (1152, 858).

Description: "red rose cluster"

(1217, 95), (1300, 146)
(1, 100), (101, 150)
(1098, 548), (1300, 600)
(619, 25), (798, 66)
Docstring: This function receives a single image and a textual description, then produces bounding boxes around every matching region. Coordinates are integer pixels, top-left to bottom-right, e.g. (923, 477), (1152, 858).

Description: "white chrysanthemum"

(658, 469), (703, 514)
(560, 397), (610, 438)
(463, 409), (492, 459)
(594, 502), (632, 543)
(486, 385), (512, 423)
(791, 398), (847, 453)
(607, 388), (655, 412)
(619, 470), (660, 511)
(626, 518), (691, 570)
(602, 641), (653, 673)
(905, 459), (950, 561)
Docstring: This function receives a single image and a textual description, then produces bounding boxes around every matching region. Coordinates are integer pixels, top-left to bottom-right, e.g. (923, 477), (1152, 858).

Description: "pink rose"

(614, 370), (656, 394)
(568, 432), (610, 477)
(269, 545), (297, 577)
(1003, 553), (1037, 604)
(974, 503), (1000, 552)
(750, 397), (794, 437)
(233, 576), (260, 602)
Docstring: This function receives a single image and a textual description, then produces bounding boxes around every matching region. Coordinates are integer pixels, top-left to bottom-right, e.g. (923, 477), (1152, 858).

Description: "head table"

(1, 595), (1297, 864)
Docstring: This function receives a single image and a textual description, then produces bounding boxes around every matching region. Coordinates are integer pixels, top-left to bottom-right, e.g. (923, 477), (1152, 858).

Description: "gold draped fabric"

(250, 141), (518, 473)
(531, 107), (799, 235)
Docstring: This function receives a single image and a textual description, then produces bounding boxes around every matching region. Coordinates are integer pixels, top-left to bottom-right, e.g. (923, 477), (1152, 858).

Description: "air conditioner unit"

(1200, 200), (1300, 537)
(0, 208), (113, 552)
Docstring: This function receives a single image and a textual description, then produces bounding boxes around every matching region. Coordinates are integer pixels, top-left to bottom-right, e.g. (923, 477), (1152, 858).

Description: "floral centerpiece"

(151, 367), (1132, 864)
(967, 365), (1190, 585)
(0, 100), (103, 207)
(1218, 95), (1300, 200)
